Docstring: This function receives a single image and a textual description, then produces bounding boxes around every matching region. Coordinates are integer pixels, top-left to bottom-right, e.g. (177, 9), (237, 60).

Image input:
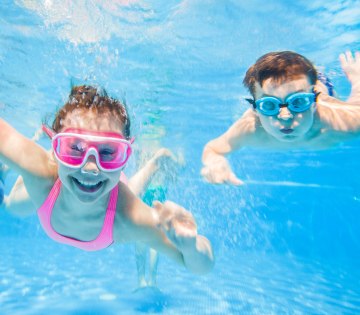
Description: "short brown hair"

(52, 85), (131, 138)
(243, 51), (317, 97)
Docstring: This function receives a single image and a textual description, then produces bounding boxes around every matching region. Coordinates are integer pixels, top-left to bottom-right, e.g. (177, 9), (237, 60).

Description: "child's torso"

(37, 179), (123, 250)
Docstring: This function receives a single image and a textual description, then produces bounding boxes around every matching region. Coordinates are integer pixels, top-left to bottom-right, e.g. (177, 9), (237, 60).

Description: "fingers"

(154, 148), (173, 159)
(339, 51), (360, 84)
(226, 172), (244, 186)
(153, 200), (197, 238)
(152, 200), (185, 225)
(345, 50), (354, 63)
(339, 52), (347, 68)
(355, 51), (360, 61)
(340, 50), (359, 66)
(201, 166), (243, 186)
(152, 200), (163, 212)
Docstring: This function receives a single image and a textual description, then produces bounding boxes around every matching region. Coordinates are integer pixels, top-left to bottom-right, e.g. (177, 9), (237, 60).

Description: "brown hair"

(52, 85), (131, 138)
(243, 51), (317, 97)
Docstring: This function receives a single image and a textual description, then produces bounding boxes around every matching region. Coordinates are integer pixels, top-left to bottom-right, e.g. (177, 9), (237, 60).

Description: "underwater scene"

(0, 1), (360, 314)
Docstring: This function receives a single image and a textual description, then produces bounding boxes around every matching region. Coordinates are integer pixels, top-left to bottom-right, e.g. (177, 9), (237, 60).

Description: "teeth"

(77, 179), (101, 187)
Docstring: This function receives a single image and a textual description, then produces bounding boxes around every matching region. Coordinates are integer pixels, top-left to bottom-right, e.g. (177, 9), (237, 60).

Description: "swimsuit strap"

(37, 178), (119, 251)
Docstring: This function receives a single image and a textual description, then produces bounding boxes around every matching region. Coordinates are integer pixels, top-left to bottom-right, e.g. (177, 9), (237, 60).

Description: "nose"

(277, 107), (293, 121)
(81, 155), (100, 176)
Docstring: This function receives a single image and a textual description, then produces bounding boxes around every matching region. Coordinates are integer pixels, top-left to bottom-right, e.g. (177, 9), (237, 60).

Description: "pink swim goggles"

(42, 125), (133, 172)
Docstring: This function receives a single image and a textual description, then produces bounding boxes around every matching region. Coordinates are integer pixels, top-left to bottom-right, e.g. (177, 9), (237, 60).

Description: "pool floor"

(1, 237), (359, 314)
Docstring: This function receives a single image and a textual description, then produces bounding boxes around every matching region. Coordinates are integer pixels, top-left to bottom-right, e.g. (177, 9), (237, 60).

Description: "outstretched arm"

(136, 200), (214, 275)
(317, 96), (360, 143)
(3, 176), (35, 217)
(339, 51), (360, 104)
(201, 109), (257, 185)
(0, 119), (56, 210)
(151, 200), (214, 275)
(1, 126), (51, 216)
(115, 188), (214, 275)
(0, 119), (53, 179)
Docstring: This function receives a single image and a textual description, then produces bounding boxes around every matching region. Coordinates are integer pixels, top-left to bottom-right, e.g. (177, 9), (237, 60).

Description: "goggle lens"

(53, 134), (132, 171)
(255, 93), (315, 116)
(287, 94), (314, 112)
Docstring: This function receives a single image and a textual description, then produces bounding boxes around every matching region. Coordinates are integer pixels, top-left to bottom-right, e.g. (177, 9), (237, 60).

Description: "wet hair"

(52, 85), (131, 138)
(243, 51), (318, 97)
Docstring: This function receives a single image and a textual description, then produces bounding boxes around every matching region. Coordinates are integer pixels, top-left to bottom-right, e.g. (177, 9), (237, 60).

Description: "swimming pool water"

(1, 0), (360, 314)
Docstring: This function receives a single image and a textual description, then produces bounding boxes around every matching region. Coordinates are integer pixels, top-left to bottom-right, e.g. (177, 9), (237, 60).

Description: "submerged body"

(0, 86), (214, 276)
(201, 51), (360, 185)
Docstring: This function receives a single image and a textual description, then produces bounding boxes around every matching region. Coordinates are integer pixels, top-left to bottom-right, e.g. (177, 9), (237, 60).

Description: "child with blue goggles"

(201, 50), (360, 185)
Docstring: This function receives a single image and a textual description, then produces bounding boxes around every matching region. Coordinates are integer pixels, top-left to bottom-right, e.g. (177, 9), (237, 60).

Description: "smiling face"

(57, 109), (125, 204)
(254, 75), (316, 142)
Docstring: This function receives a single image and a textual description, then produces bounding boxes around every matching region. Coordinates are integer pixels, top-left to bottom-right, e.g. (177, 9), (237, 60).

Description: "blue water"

(1, 1), (360, 314)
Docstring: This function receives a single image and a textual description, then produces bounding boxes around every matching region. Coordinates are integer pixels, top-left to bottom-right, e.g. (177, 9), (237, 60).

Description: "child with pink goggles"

(42, 125), (134, 172)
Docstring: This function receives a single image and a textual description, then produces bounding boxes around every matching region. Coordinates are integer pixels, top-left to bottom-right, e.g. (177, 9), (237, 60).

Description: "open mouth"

(280, 128), (294, 134)
(72, 177), (104, 193)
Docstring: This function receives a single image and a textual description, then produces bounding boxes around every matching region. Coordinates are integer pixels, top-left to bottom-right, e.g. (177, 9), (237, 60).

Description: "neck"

(57, 182), (113, 216)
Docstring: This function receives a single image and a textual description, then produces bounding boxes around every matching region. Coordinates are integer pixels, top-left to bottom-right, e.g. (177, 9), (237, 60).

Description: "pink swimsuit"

(37, 178), (120, 251)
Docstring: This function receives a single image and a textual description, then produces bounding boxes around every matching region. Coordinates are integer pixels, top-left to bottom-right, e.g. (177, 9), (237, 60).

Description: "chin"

(76, 194), (101, 204)
(272, 133), (300, 142)
(279, 135), (298, 142)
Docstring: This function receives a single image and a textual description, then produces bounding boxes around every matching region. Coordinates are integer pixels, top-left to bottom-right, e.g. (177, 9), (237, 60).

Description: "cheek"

(260, 116), (278, 128)
(57, 164), (74, 179)
(107, 171), (122, 183)
(297, 112), (313, 127)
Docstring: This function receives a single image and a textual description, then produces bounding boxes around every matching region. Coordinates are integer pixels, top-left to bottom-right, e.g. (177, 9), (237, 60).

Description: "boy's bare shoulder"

(316, 95), (360, 132)
(229, 109), (258, 137)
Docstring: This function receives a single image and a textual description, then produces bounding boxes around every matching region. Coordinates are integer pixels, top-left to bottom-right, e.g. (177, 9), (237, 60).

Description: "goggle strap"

(245, 98), (256, 109)
(42, 125), (56, 139)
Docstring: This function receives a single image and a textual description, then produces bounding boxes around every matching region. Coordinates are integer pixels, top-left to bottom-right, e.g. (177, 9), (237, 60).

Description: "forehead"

(255, 74), (312, 99)
(61, 109), (124, 134)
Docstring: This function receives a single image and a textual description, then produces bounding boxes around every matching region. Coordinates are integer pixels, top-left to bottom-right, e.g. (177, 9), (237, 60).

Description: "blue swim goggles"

(246, 92), (319, 116)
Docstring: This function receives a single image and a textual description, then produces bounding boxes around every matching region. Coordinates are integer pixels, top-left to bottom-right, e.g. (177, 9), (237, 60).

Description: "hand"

(150, 148), (185, 183)
(153, 200), (197, 252)
(151, 148), (177, 167)
(339, 51), (360, 86)
(201, 157), (243, 185)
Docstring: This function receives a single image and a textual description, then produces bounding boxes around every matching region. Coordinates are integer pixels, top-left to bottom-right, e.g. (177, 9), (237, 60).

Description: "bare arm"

(114, 186), (214, 275)
(201, 109), (257, 185)
(0, 119), (53, 178)
(316, 97), (360, 143)
(2, 127), (50, 216)
(4, 176), (35, 217)
(0, 119), (56, 209)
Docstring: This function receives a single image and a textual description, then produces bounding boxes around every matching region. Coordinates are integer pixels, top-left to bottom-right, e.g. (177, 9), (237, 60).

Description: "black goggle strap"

(314, 91), (320, 102)
(245, 98), (256, 109)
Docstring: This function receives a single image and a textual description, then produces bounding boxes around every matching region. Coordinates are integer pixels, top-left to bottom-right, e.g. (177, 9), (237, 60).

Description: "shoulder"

(224, 109), (259, 142)
(231, 109), (258, 131)
(316, 95), (360, 132)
